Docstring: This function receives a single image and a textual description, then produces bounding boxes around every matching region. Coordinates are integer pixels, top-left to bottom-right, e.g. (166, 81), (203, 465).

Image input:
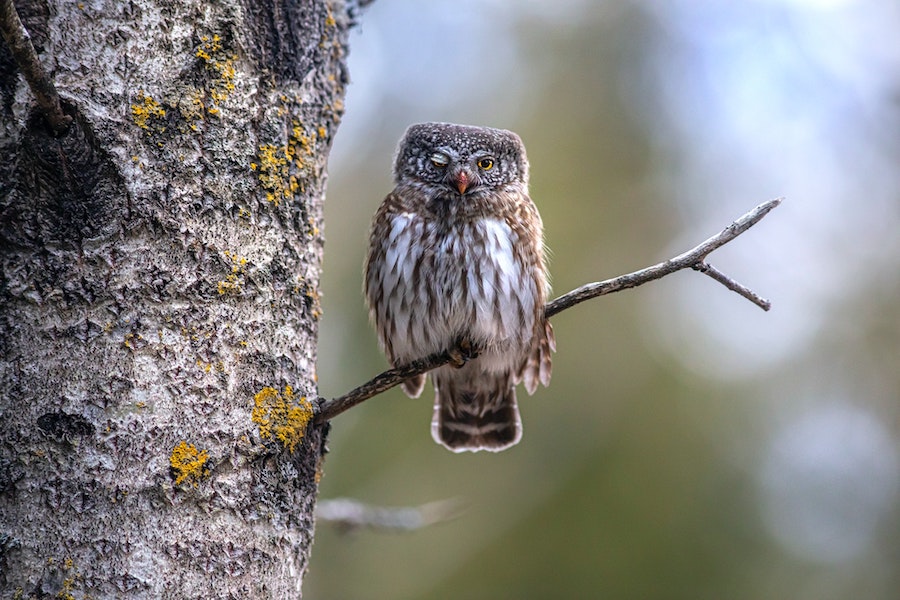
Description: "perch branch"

(316, 497), (465, 533)
(0, 0), (71, 134)
(315, 197), (782, 423)
(314, 349), (456, 424)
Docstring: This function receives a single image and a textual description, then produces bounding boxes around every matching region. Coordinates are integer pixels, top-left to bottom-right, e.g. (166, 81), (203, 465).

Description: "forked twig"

(315, 198), (782, 423)
(544, 198), (779, 316)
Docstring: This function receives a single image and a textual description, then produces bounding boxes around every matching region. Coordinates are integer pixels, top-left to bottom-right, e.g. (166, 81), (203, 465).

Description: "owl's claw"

(449, 338), (480, 368)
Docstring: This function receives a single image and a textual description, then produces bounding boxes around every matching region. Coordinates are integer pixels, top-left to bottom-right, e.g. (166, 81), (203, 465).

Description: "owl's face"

(393, 123), (529, 199)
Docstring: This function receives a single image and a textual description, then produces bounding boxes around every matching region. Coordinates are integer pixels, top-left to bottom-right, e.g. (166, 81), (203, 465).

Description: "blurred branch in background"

(316, 197), (782, 423)
(316, 497), (466, 534)
(0, 0), (71, 134)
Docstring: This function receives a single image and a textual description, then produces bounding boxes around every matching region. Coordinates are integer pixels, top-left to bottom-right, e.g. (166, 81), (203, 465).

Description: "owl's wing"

(364, 190), (431, 399)
(517, 318), (555, 395)
(401, 374), (427, 398)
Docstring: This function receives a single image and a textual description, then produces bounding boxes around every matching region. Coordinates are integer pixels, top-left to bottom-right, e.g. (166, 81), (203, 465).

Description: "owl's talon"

(448, 348), (466, 368)
(449, 339), (480, 368)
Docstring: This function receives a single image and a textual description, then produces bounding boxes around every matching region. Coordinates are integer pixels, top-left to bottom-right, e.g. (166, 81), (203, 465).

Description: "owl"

(364, 122), (554, 452)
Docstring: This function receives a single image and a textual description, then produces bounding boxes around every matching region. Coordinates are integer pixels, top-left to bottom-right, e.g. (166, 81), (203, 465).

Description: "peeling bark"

(0, 0), (350, 596)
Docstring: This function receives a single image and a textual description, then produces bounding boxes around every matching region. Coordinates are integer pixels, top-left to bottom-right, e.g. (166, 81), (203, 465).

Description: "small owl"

(364, 122), (554, 452)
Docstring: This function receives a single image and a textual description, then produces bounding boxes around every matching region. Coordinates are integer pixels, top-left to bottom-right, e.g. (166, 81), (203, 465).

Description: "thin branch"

(316, 497), (466, 533)
(0, 0), (71, 134)
(314, 349), (455, 424)
(316, 197), (782, 423)
(693, 261), (771, 311)
(545, 198), (780, 317)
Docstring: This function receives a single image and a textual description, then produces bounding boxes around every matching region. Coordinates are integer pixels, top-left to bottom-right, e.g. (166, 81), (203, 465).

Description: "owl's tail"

(431, 369), (522, 452)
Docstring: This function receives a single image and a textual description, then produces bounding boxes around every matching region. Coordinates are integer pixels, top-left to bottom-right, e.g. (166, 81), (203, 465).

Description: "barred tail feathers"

(431, 369), (522, 452)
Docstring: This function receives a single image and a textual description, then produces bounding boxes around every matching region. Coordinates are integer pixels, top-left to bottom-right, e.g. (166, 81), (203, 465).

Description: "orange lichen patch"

(57, 578), (76, 600)
(196, 359), (226, 374)
(252, 386), (314, 453)
(195, 34), (237, 116)
(122, 332), (145, 350)
(40, 556), (82, 599)
(308, 216), (321, 238)
(306, 287), (322, 320)
(170, 441), (210, 486)
(314, 450), (326, 485)
(195, 34), (222, 60)
(254, 117), (323, 205)
(320, 5), (342, 51)
(218, 250), (248, 295)
(131, 91), (166, 132)
(255, 143), (288, 205)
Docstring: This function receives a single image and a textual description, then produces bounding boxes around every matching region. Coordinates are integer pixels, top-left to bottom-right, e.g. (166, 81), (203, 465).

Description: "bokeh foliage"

(306, 2), (900, 598)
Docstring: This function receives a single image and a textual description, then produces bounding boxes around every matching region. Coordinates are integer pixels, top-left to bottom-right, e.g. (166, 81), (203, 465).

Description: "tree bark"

(0, 0), (349, 596)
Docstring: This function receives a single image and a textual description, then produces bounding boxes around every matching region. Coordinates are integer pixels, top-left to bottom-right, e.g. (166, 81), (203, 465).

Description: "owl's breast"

(433, 217), (537, 364)
(371, 212), (537, 367)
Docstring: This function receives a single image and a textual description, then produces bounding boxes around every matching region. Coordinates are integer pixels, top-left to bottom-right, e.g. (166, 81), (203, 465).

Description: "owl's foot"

(449, 338), (481, 368)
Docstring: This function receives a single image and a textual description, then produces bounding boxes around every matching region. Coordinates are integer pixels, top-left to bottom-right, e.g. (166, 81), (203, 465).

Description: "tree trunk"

(0, 0), (349, 596)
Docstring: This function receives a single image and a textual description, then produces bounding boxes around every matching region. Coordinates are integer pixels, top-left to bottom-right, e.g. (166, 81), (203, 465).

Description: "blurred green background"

(305, 1), (900, 598)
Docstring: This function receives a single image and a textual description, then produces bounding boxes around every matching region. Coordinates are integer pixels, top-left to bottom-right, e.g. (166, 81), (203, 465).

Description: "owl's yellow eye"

(477, 157), (494, 171)
(430, 153), (449, 168)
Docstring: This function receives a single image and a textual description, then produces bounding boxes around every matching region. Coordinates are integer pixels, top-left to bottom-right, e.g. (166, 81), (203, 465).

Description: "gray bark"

(0, 0), (349, 597)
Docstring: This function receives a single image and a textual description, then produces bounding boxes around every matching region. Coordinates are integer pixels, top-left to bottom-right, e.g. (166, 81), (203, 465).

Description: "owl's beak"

(453, 171), (470, 195)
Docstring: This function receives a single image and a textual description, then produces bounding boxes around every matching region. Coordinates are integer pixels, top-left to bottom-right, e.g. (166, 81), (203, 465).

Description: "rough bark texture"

(0, 0), (350, 596)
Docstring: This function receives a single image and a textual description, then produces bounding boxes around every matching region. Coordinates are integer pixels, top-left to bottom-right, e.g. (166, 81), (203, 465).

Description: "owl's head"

(393, 122), (529, 196)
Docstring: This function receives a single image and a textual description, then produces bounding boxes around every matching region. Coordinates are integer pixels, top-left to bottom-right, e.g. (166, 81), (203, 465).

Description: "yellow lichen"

(314, 462), (323, 484)
(252, 385), (314, 453)
(195, 34), (237, 116)
(169, 441), (210, 486)
(178, 88), (206, 124)
(131, 91), (166, 132)
(57, 579), (75, 600)
(255, 118), (320, 205)
(217, 250), (248, 295)
(50, 557), (80, 600)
